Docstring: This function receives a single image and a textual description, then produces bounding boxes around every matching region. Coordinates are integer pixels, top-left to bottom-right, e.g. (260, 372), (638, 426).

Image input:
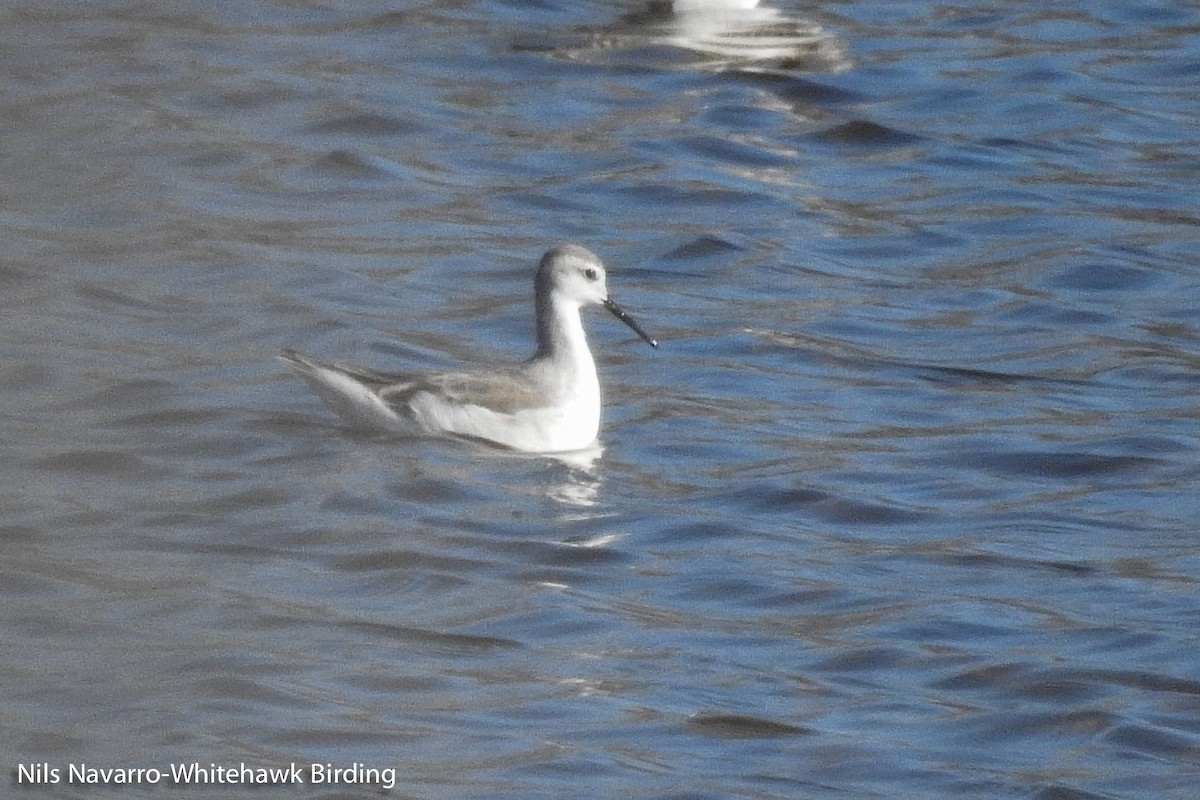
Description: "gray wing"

(281, 349), (548, 417)
(383, 369), (548, 415)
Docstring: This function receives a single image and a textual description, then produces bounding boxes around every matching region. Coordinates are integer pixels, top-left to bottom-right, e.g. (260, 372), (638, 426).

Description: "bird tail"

(279, 349), (407, 431)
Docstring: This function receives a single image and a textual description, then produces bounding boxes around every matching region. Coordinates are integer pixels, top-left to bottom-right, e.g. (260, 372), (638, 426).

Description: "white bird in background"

(672, 0), (761, 10)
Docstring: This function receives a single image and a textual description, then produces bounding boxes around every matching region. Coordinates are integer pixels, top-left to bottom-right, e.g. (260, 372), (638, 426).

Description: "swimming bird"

(280, 244), (657, 453)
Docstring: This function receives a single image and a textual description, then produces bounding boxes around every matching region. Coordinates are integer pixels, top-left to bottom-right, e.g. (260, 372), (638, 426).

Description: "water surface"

(3, 1), (1200, 798)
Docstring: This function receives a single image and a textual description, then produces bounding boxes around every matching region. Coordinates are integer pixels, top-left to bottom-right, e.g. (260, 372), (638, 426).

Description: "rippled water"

(4, 1), (1200, 798)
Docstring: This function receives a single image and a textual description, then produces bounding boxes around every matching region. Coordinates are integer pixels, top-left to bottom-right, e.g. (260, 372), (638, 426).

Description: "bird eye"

(584, 268), (598, 281)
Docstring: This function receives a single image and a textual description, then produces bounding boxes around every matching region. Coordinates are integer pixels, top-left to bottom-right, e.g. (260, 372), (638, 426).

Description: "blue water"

(3, 1), (1200, 798)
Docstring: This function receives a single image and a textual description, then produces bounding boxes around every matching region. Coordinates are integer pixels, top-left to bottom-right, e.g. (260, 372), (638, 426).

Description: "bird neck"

(533, 293), (592, 368)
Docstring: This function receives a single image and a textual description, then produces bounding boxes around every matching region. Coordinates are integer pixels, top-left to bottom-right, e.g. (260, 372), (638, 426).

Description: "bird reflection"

(544, 442), (604, 509)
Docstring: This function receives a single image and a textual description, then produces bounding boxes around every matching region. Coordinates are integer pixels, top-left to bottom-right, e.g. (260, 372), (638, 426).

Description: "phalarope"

(281, 244), (657, 453)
